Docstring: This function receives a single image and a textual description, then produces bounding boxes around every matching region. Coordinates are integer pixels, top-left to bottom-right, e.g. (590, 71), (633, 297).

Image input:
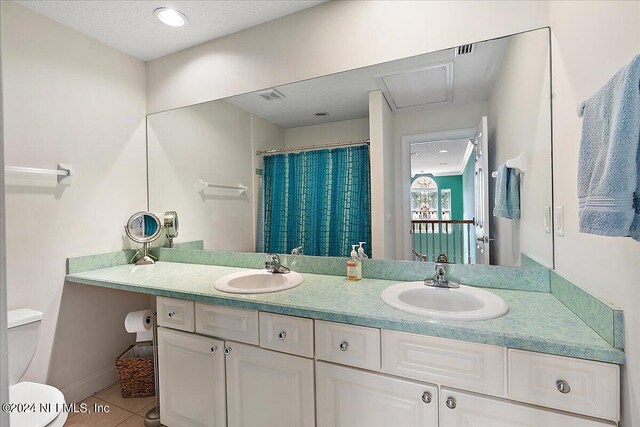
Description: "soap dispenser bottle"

(347, 245), (362, 281)
(357, 242), (368, 259)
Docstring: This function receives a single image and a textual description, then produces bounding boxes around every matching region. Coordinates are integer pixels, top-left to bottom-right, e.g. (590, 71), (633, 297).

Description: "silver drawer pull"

(446, 397), (456, 409)
(167, 311), (176, 318)
(339, 341), (349, 351)
(278, 331), (287, 341)
(556, 380), (571, 394)
(421, 391), (432, 404)
(224, 346), (232, 355)
(210, 345), (218, 354)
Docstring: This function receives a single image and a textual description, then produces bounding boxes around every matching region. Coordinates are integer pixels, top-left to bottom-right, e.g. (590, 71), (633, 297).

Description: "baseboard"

(60, 365), (117, 403)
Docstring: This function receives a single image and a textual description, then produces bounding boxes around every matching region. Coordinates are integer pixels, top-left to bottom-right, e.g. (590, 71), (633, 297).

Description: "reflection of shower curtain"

(262, 145), (371, 257)
(143, 215), (156, 237)
(256, 173), (265, 253)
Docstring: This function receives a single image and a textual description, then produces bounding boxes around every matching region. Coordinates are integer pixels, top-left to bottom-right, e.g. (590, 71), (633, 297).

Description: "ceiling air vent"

(257, 88), (285, 101)
(455, 44), (475, 57)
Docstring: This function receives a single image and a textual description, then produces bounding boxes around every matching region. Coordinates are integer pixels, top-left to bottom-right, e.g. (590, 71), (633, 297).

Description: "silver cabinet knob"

(278, 331), (287, 341)
(421, 391), (432, 404)
(556, 380), (571, 394)
(224, 346), (232, 355)
(445, 397), (456, 409)
(167, 311), (176, 318)
(339, 341), (349, 351)
(210, 345), (218, 354)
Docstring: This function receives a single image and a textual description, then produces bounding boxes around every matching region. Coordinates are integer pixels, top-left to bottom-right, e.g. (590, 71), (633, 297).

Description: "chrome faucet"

(424, 263), (460, 288)
(265, 254), (290, 274)
(291, 246), (303, 255)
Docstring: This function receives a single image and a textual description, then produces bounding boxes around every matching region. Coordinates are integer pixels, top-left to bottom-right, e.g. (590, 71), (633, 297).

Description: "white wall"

(2, 1), (151, 402)
(549, 2), (640, 425)
(0, 2), (8, 424)
(488, 30), (553, 267)
(369, 91), (396, 259)
(394, 101), (489, 259)
(146, 1), (549, 114)
(147, 100), (256, 252)
(251, 115), (285, 250)
(284, 118), (369, 149)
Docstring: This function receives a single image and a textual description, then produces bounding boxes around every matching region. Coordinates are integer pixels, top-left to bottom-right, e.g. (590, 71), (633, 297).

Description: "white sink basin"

(214, 270), (304, 294)
(381, 281), (509, 321)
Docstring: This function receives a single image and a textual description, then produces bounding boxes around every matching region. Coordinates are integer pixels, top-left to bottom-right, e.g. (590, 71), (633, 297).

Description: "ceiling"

(411, 139), (473, 176)
(17, 1), (326, 61)
(226, 36), (509, 129)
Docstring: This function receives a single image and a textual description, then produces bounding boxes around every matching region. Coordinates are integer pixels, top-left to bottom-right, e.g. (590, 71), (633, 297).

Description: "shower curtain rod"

(255, 139), (370, 156)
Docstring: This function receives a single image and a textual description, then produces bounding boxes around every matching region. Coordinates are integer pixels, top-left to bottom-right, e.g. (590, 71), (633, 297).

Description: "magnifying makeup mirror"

(125, 211), (162, 265)
(163, 211), (179, 248)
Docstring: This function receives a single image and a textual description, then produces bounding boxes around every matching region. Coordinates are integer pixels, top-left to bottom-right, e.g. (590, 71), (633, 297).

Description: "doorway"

(401, 126), (480, 263)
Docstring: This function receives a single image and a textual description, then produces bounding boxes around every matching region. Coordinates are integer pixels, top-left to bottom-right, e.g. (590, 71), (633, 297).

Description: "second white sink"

(381, 281), (509, 321)
(214, 270), (304, 294)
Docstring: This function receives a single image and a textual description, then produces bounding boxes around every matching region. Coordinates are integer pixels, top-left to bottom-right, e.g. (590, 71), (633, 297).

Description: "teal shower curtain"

(262, 145), (371, 257)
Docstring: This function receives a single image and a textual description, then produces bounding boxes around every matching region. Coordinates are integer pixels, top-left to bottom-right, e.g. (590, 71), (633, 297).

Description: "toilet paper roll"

(125, 310), (153, 342)
(125, 310), (152, 333)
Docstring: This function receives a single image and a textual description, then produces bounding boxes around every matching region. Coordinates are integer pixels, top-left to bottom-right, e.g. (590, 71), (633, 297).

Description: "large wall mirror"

(147, 28), (553, 268)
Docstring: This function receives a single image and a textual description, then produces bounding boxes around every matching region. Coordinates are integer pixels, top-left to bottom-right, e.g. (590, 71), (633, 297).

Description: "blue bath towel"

(493, 165), (520, 219)
(578, 54), (640, 241)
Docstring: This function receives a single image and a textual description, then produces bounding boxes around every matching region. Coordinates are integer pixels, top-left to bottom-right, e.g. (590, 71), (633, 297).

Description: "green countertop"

(65, 261), (624, 364)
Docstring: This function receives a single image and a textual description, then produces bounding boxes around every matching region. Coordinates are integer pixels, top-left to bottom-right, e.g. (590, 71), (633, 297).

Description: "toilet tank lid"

(8, 309), (43, 329)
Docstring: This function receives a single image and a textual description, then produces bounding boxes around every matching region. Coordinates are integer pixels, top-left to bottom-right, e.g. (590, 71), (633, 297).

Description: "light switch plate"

(554, 206), (564, 236)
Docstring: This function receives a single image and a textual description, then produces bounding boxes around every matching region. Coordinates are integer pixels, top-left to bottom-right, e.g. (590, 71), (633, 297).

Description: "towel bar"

(5, 163), (74, 184)
(491, 153), (525, 178)
(198, 178), (247, 194)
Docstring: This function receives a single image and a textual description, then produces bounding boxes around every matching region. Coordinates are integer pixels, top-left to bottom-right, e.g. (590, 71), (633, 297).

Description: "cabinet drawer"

(440, 388), (615, 427)
(315, 320), (380, 371)
(157, 297), (195, 332)
(259, 312), (314, 358)
(195, 303), (259, 345)
(508, 349), (620, 422)
(382, 330), (505, 397)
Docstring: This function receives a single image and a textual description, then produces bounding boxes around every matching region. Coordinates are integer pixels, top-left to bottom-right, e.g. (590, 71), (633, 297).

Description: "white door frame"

(400, 128), (477, 260)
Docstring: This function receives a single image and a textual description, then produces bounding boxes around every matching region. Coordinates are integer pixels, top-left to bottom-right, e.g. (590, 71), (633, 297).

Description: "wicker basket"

(115, 343), (155, 398)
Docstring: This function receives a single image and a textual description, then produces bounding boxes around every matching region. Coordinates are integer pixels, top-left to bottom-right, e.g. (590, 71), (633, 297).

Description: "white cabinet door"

(225, 341), (315, 427)
(440, 388), (615, 427)
(317, 362), (438, 427)
(158, 327), (226, 427)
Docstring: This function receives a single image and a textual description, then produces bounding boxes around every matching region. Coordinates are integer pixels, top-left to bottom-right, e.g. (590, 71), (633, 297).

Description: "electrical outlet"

(554, 206), (564, 236)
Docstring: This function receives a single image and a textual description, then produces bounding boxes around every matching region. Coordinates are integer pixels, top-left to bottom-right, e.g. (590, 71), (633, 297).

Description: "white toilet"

(8, 309), (68, 427)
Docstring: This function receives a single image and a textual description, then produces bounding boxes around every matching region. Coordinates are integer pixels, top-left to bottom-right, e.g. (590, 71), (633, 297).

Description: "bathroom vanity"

(156, 296), (619, 427)
(65, 251), (624, 427)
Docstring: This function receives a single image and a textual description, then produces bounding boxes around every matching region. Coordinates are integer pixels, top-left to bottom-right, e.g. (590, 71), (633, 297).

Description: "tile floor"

(64, 382), (162, 427)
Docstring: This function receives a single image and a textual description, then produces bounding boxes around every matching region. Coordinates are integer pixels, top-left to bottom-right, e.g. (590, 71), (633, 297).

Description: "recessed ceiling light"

(314, 112), (329, 117)
(439, 149), (449, 153)
(154, 7), (188, 27)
